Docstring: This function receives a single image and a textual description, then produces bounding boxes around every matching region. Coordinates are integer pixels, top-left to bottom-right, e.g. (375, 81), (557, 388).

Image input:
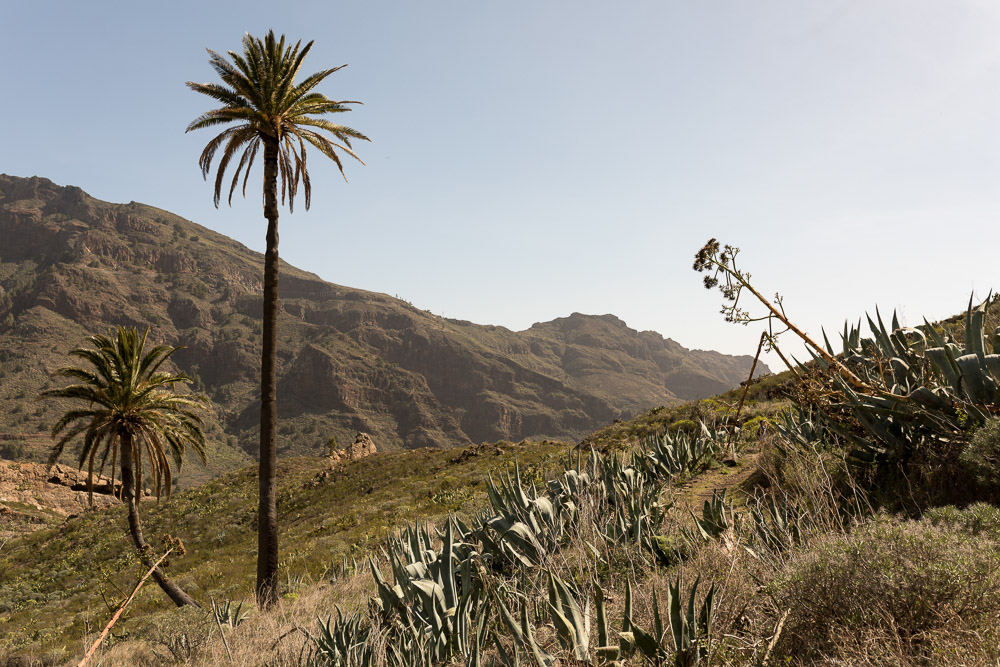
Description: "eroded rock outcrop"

(2, 463), (121, 507)
(327, 432), (377, 465)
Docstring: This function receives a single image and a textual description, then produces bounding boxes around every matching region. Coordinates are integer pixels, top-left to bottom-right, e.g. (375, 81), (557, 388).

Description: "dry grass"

(90, 571), (374, 666)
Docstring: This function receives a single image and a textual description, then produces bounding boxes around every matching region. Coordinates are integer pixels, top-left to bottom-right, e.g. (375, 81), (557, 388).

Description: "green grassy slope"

(0, 441), (569, 658)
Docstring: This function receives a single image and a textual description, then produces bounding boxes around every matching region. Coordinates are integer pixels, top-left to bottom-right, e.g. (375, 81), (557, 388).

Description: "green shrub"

(653, 532), (689, 565)
(772, 516), (1000, 661)
(961, 418), (1000, 489)
(926, 503), (1000, 540)
(740, 415), (773, 441)
(0, 442), (26, 460)
(668, 419), (698, 435)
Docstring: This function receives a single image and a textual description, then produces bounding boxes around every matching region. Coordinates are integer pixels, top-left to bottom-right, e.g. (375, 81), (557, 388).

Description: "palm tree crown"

(185, 29), (368, 211)
(43, 327), (207, 501)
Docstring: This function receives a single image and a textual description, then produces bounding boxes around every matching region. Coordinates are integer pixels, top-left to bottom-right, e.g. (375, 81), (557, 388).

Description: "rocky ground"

(0, 461), (119, 540)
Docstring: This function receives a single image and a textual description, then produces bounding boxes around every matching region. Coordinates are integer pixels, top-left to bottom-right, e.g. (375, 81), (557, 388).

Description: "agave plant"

(328, 554), (360, 582)
(300, 608), (376, 666)
(331, 442), (727, 667)
(627, 574), (716, 666)
(546, 571), (591, 660)
(549, 447), (598, 497)
(739, 491), (807, 562)
(807, 297), (999, 469)
(369, 518), (496, 664)
(600, 454), (670, 552)
(478, 462), (571, 567)
(637, 427), (721, 481)
(490, 586), (557, 666)
(386, 625), (436, 667)
(774, 406), (831, 449)
(682, 489), (735, 545)
(212, 599), (249, 629)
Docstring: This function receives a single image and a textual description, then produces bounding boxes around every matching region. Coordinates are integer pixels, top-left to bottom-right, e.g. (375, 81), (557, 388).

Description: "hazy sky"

(3, 1), (999, 369)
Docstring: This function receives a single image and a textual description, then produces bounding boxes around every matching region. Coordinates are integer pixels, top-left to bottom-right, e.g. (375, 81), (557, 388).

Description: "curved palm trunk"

(256, 135), (281, 608)
(119, 433), (198, 607)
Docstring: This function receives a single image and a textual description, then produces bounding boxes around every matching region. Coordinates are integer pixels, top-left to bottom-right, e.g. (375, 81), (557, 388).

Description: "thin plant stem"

(78, 548), (173, 667)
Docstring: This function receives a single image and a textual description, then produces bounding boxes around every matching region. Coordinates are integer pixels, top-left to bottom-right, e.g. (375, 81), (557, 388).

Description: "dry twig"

(78, 548), (174, 667)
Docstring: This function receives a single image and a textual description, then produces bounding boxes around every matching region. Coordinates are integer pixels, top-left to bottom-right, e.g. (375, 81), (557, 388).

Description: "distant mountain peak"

(0, 175), (767, 484)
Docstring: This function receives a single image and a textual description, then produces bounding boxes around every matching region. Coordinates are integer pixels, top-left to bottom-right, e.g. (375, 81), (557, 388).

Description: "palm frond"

(188, 30), (369, 211)
(184, 81), (247, 109)
(286, 65), (347, 105)
(41, 326), (208, 506)
(212, 127), (259, 207)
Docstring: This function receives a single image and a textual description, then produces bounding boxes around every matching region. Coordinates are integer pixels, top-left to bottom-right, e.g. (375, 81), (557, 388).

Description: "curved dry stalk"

(79, 548), (173, 667)
(694, 239), (878, 394)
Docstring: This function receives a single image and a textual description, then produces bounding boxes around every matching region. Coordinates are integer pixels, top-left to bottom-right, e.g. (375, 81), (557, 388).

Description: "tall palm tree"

(186, 30), (368, 607)
(42, 327), (207, 607)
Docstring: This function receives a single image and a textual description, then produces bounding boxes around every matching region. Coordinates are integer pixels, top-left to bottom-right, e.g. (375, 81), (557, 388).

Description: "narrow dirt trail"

(670, 452), (761, 513)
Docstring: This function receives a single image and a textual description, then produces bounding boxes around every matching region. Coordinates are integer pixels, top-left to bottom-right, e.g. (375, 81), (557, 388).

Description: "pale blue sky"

(3, 1), (999, 368)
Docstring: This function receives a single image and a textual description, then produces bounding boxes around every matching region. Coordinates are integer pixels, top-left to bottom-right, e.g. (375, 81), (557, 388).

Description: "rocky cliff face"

(0, 175), (766, 482)
(0, 461), (120, 539)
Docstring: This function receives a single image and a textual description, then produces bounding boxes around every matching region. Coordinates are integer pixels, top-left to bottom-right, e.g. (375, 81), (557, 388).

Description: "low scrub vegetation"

(5, 270), (1000, 664)
(771, 514), (1000, 663)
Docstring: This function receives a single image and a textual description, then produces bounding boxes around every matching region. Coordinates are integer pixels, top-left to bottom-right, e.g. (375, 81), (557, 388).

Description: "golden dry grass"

(90, 571), (374, 666)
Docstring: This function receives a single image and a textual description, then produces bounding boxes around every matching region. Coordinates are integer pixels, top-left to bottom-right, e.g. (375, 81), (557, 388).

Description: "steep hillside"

(0, 175), (765, 481)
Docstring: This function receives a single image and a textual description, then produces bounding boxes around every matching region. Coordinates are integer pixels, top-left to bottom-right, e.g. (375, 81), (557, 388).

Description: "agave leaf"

(521, 600), (556, 666)
(966, 294), (987, 363)
(629, 623), (663, 660)
(370, 557), (404, 613)
(985, 353), (1000, 379)
(530, 496), (557, 524)
(822, 327), (835, 356)
(547, 571), (589, 659)
(956, 353), (997, 403)
(874, 308), (896, 358)
(548, 605), (580, 657)
(492, 588), (526, 646)
(699, 582), (715, 636)
(651, 585), (664, 643)
(486, 517), (544, 565)
(668, 575), (685, 650)
(410, 578), (447, 630)
(440, 518), (458, 610)
(595, 582), (609, 650)
(404, 561), (429, 580)
(494, 636), (515, 667)
(619, 578), (634, 659)
(908, 386), (951, 410)
(686, 576), (701, 644)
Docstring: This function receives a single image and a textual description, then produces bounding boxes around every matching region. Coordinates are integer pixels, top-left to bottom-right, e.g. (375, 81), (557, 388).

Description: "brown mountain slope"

(0, 174), (766, 482)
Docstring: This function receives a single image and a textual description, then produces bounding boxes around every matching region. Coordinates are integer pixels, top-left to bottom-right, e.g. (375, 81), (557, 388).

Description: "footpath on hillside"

(671, 452), (761, 512)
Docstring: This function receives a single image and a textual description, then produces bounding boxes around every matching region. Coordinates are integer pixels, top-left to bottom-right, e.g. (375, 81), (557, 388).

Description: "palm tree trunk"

(119, 433), (198, 607)
(256, 135), (281, 609)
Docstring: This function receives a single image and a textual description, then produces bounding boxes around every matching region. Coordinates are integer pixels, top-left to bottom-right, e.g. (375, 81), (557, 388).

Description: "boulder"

(327, 432), (377, 465)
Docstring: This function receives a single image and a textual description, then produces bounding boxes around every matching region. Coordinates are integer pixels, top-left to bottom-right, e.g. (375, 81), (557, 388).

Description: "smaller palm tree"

(42, 327), (207, 607)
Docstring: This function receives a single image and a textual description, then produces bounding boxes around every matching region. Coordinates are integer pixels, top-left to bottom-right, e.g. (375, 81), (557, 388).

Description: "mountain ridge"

(0, 174), (767, 483)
